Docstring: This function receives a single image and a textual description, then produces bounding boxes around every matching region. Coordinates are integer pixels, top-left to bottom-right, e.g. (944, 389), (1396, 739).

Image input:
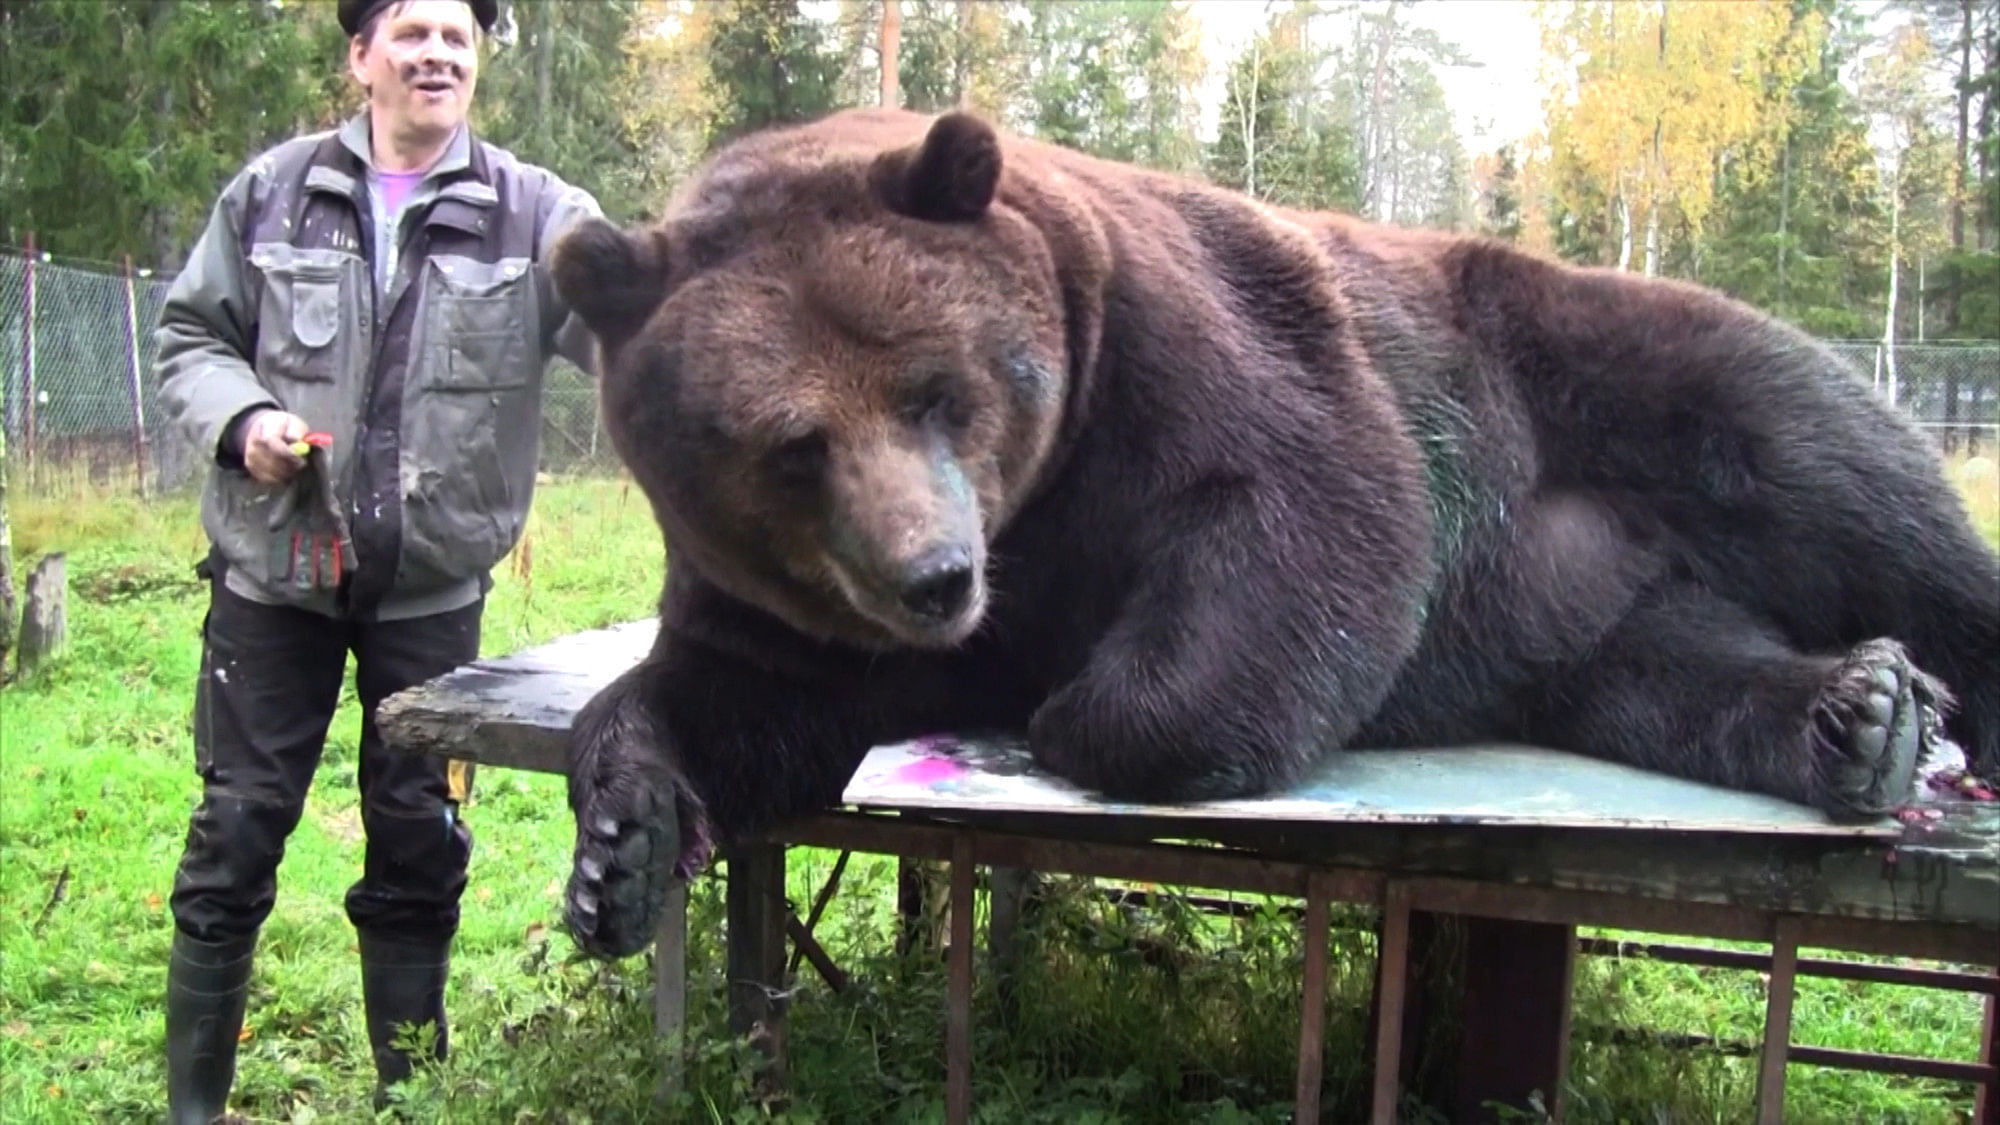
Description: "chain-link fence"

(1822, 340), (2000, 457)
(0, 249), (623, 497)
(2, 247), (1997, 499)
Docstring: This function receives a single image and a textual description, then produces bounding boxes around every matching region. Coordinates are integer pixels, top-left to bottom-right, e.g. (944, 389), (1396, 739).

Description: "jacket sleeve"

(535, 177), (607, 378)
(154, 169), (275, 468)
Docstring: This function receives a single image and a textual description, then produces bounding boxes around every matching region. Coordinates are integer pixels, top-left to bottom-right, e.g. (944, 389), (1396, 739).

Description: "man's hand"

(237, 409), (311, 485)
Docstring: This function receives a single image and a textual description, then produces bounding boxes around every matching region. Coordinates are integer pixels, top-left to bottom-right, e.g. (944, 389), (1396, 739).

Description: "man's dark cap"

(338, 0), (499, 37)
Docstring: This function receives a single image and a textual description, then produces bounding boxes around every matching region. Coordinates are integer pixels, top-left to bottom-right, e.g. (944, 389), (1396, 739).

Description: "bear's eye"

(904, 372), (966, 432)
(765, 431), (828, 486)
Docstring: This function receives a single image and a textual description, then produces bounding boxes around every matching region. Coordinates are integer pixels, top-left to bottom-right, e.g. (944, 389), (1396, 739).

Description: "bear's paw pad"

(1809, 638), (1947, 820)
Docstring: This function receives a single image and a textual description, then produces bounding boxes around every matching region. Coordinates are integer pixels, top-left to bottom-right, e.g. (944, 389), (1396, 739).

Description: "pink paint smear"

(894, 735), (968, 786)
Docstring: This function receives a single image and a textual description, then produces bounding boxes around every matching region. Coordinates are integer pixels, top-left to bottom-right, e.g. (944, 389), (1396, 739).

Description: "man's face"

(348, 0), (480, 142)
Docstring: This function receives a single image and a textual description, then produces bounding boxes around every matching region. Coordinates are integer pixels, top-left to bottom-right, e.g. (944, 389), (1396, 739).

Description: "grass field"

(1, 469), (1993, 1124)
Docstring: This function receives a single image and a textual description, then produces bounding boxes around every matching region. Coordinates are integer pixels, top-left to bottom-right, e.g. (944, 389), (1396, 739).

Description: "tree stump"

(17, 552), (67, 675)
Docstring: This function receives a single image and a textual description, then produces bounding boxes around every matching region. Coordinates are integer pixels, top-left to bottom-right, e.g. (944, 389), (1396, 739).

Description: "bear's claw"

(1809, 638), (1950, 820)
(565, 773), (684, 960)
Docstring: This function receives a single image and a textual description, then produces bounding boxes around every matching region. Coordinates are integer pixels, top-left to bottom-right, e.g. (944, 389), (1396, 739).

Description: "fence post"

(18, 235), (36, 487)
(122, 254), (149, 498)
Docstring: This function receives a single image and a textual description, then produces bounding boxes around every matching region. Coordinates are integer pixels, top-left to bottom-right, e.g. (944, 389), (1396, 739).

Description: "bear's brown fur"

(550, 108), (2000, 961)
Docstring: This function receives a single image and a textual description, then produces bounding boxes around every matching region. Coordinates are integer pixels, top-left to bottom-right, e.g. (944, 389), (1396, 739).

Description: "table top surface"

(377, 619), (2000, 933)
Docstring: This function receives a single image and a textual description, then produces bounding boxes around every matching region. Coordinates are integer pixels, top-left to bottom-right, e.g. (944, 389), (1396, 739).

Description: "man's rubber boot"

(164, 930), (255, 1125)
(357, 930), (451, 1110)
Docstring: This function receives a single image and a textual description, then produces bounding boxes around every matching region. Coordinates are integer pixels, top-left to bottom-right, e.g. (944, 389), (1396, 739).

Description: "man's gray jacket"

(156, 112), (601, 620)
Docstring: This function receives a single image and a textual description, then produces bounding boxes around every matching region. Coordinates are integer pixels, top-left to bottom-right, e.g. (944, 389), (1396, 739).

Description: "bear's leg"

(1025, 489), (1429, 805)
(562, 661), (699, 961)
(1520, 582), (1950, 820)
(562, 651), (890, 960)
(1672, 422), (2000, 785)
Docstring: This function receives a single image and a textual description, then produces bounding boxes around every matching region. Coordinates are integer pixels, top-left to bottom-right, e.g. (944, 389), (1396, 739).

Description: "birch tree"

(1534, 0), (1820, 274)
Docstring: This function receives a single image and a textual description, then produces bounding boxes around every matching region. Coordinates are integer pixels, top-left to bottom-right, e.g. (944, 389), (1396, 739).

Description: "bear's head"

(552, 110), (1103, 652)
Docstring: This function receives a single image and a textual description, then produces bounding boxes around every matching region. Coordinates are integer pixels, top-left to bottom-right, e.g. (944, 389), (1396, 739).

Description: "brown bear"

(549, 108), (2000, 960)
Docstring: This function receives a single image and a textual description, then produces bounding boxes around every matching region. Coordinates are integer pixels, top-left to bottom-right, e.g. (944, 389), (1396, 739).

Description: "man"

(153, 1), (601, 1119)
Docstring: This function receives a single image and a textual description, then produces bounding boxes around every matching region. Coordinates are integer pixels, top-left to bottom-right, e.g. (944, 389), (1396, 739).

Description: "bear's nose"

(898, 546), (975, 621)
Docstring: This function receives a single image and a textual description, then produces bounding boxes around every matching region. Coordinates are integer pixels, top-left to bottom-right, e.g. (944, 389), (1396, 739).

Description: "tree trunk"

(1643, 205), (1660, 277)
(952, 0), (970, 107)
(1917, 255), (1926, 342)
(1616, 192), (1634, 272)
(1777, 134), (1791, 311)
(0, 426), (16, 681)
(1234, 40), (1260, 199)
(1646, 1), (1666, 279)
(1364, 4), (1399, 221)
(1938, 0), (1973, 335)
(152, 80), (178, 268)
(534, 0), (554, 157)
(1883, 176), (1901, 406)
(1953, 0), (1971, 253)
(1981, 15), (1998, 251)
(878, 0), (899, 108)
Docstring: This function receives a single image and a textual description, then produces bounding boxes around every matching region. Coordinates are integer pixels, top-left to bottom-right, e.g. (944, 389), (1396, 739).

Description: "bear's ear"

(873, 111), (1002, 223)
(550, 217), (671, 343)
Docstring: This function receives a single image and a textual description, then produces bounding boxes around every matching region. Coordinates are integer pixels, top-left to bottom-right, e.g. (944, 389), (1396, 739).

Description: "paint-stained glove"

(265, 432), (356, 593)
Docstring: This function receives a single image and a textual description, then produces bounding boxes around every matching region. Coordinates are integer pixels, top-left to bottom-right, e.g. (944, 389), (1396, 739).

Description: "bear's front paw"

(566, 780), (689, 960)
(563, 694), (713, 960)
(1027, 681), (1270, 805)
(1808, 638), (1950, 820)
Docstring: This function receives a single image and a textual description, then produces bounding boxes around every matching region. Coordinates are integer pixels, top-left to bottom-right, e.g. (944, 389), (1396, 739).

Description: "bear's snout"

(817, 437), (990, 647)
(897, 544), (976, 623)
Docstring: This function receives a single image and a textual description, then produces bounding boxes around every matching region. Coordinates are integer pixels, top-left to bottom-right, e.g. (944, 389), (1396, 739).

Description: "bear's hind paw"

(1807, 638), (1949, 821)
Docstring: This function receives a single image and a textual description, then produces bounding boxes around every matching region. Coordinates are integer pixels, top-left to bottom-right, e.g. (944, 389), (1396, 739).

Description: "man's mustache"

(401, 63), (465, 85)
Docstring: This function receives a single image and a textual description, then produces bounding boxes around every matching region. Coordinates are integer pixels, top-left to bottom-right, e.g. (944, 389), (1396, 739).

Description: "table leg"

(1755, 916), (1803, 1125)
(727, 843), (790, 1094)
(654, 879), (688, 1100)
(1455, 916), (1577, 1121)
(947, 832), (975, 1124)
(1370, 882), (1413, 1125)
(1295, 871), (1333, 1122)
(898, 856), (949, 960)
(1370, 908), (1575, 1122)
(1976, 969), (1997, 1125)
(988, 865), (1036, 1021)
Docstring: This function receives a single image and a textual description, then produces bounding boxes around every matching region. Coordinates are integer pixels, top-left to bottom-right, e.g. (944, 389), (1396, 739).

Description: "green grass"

(1, 475), (1991, 1124)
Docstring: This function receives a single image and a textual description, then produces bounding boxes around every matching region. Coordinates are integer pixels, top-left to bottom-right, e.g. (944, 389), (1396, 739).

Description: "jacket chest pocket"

(250, 244), (362, 386)
(419, 255), (537, 394)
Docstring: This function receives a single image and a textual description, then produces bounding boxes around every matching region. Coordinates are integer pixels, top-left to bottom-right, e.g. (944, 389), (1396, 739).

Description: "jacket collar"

(305, 110), (492, 208)
(336, 110), (473, 180)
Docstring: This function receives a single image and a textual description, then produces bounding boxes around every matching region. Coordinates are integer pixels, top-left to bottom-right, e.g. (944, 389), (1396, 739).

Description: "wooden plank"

(1786, 1044), (1997, 1085)
(1980, 980), (1999, 1125)
(375, 620), (655, 774)
(726, 843), (790, 1095)
(654, 881), (687, 1098)
(783, 807), (2000, 948)
(946, 833), (974, 1125)
(1400, 874), (1996, 967)
(1577, 936), (2000, 993)
(1757, 917), (1803, 1125)
(776, 811), (1378, 902)
(1294, 871), (1333, 1122)
(1370, 882), (1414, 1125)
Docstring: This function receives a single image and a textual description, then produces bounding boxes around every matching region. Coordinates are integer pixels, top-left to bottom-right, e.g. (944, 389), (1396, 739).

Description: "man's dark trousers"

(165, 568), (480, 1121)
